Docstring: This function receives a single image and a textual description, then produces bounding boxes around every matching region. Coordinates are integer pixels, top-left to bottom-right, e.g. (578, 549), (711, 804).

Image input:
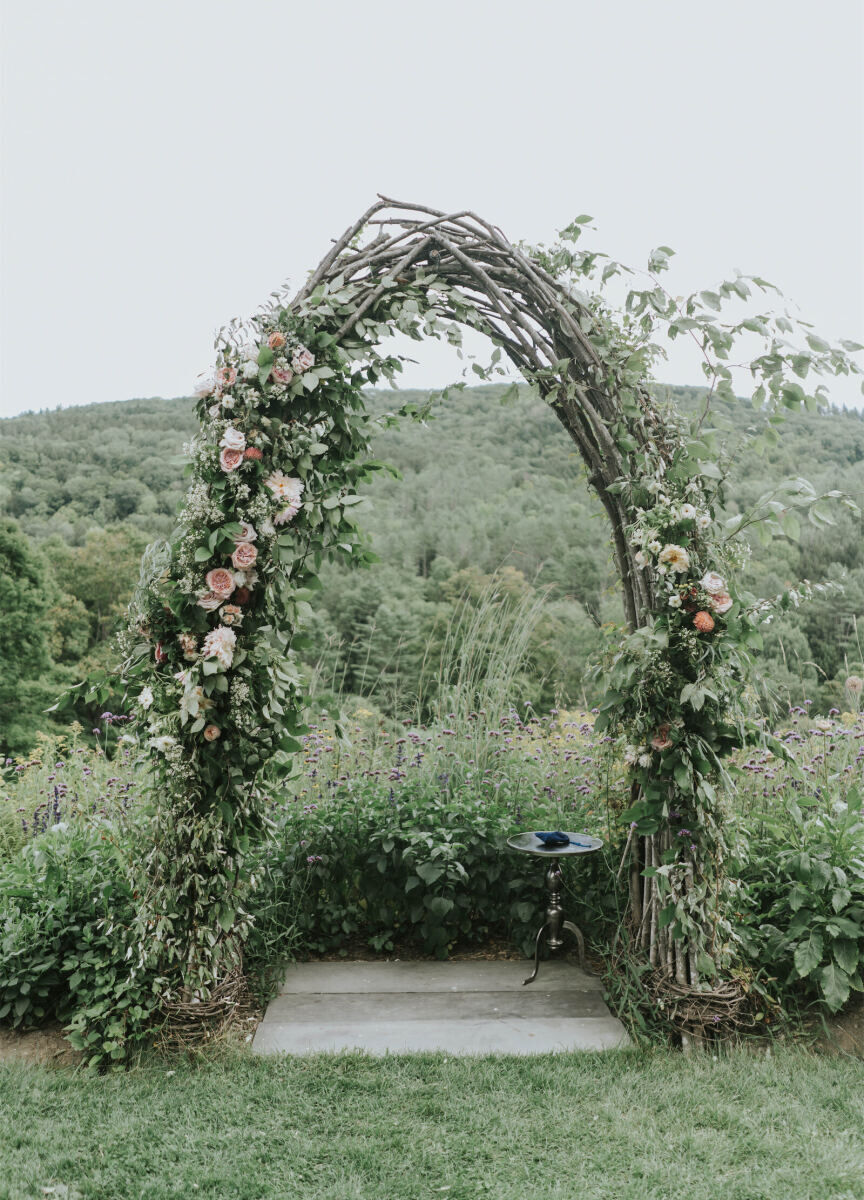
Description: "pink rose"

(272, 366), (294, 385)
(651, 724), (673, 751)
(196, 591), (223, 611)
(291, 346), (315, 373)
(231, 542), (258, 570)
(268, 331), (286, 351)
(205, 568), (235, 598)
(217, 365), (237, 389)
(710, 592), (733, 615)
(220, 447), (244, 473)
(203, 724), (221, 742)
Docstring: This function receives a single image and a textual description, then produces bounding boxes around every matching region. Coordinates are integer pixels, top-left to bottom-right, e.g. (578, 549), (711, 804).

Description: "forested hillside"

(2, 384), (864, 752)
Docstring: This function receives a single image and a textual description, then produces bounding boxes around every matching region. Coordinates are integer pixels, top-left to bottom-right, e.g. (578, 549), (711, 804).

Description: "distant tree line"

(1, 384), (863, 753)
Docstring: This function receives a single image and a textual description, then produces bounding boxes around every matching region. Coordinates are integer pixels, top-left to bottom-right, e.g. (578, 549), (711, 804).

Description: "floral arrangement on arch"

(119, 306), (385, 971)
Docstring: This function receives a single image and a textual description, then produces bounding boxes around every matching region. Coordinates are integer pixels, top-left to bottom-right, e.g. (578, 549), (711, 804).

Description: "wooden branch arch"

(130, 196), (741, 1038)
(291, 197), (656, 632)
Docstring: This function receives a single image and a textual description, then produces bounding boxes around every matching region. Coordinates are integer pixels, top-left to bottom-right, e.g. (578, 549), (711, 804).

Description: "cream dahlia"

(658, 544), (690, 574)
(265, 472), (304, 505)
(274, 504), (301, 526)
(202, 625), (237, 669)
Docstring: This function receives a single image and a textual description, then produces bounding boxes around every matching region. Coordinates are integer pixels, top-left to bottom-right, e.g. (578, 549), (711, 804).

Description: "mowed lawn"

(0, 1049), (862, 1200)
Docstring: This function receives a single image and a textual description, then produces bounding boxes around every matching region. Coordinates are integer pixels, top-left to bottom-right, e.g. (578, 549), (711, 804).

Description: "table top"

(506, 831), (604, 857)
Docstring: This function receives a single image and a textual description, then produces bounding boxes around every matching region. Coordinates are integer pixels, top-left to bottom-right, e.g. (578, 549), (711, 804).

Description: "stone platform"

(252, 960), (630, 1055)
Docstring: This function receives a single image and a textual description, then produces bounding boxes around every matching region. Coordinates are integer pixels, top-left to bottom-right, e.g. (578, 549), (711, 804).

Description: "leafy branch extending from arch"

(114, 198), (860, 1051)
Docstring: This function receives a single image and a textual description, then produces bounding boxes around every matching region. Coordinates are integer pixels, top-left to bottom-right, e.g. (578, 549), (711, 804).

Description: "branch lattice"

(292, 196), (656, 632)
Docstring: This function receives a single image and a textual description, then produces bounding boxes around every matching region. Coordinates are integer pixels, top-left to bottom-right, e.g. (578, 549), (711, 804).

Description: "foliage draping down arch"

(123, 197), (860, 1024)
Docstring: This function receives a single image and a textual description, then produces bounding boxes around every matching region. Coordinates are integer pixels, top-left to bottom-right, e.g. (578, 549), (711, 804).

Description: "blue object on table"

(534, 831), (594, 849)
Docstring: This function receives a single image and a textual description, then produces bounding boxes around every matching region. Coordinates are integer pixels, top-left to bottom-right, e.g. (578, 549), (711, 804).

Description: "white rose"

(194, 373), (216, 397)
(221, 395), (235, 410)
(668, 595), (682, 609)
(208, 403), (221, 419)
(638, 753), (653, 769)
(701, 571), (726, 594)
(242, 360), (259, 379)
(235, 521), (257, 543)
(241, 343), (259, 361)
(138, 686), (154, 710)
(220, 427), (246, 452)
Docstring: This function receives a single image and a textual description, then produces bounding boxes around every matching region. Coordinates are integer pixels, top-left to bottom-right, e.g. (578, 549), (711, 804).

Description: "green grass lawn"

(0, 1049), (862, 1200)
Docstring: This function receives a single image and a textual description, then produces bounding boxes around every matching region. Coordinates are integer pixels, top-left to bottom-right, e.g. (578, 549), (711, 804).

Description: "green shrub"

(0, 821), (161, 1065)
(736, 784), (864, 1012)
(247, 782), (622, 970)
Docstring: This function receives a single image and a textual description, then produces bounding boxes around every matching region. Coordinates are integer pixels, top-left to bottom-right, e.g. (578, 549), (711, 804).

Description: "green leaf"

(217, 906), (236, 934)
(832, 939), (859, 975)
(794, 931), (824, 977)
(194, 546), (212, 562)
(820, 962), (851, 1012)
(416, 861), (445, 885)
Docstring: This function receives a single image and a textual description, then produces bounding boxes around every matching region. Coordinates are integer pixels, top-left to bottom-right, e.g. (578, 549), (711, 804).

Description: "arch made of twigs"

(292, 197), (657, 633)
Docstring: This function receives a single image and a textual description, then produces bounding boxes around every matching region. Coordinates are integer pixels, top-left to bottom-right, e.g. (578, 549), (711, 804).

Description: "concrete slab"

(253, 1017), (629, 1055)
(276, 960), (603, 994)
(264, 988), (612, 1023)
(252, 959), (630, 1056)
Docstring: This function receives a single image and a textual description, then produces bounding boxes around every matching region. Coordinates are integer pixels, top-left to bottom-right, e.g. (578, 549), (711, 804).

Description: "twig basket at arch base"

(121, 197), (859, 1041)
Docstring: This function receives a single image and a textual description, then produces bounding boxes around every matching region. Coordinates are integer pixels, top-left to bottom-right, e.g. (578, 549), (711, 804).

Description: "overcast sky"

(1, 0), (862, 420)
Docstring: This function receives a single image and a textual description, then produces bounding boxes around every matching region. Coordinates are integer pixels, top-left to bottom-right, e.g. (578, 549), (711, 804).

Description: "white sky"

(1, 0), (862, 420)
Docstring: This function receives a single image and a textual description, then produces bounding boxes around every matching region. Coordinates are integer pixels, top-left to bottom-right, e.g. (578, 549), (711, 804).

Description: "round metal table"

(506, 831), (603, 985)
